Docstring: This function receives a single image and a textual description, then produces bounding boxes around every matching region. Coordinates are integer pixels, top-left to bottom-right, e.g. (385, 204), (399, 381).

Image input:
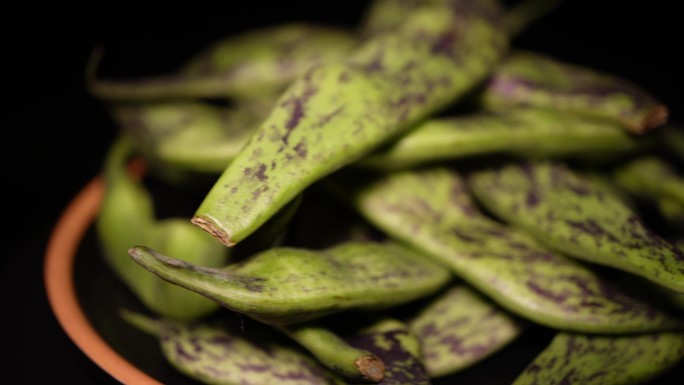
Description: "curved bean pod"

(192, 0), (509, 246)
(480, 49), (669, 134)
(128, 240), (451, 325)
(325, 167), (684, 332)
(467, 160), (684, 293)
(96, 136), (230, 320)
(512, 331), (684, 385)
(358, 107), (645, 171)
(119, 310), (347, 385)
(87, 23), (360, 102)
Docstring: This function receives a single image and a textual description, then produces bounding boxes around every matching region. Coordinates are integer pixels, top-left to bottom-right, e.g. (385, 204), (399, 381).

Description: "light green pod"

(325, 167), (684, 332)
(479, 49), (670, 134)
(358, 107), (644, 171)
(96, 136), (230, 320)
(357, 0), (428, 38)
(119, 310), (346, 385)
(128, 240), (451, 325)
(109, 97), (275, 174)
(344, 317), (431, 385)
(87, 23), (360, 102)
(192, 0), (509, 247)
(467, 161), (684, 293)
(279, 322), (386, 383)
(512, 331), (684, 385)
(407, 284), (525, 378)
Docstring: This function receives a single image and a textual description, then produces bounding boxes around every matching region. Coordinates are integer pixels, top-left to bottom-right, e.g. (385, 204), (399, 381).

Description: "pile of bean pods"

(89, 0), (684, 384)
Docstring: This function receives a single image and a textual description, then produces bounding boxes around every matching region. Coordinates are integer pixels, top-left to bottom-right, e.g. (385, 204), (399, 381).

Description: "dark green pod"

(612, 155), (684, 230)
(191, 0), (509, 246)
(279, 322), (387, 383)
(325, 167), (684, 332)
(96, 137), (230, 320)
(407, 284), (525, 377)
(128, 240), (451, 325)
(358, 107), (644, 171)
(479, 49), (669, 134)
(109, 97), (275, 174)
(119, 310), (346, 385)
(87, 23), (360, 102)
(512, 331), (684, 385)
(467, 161), (684, 293)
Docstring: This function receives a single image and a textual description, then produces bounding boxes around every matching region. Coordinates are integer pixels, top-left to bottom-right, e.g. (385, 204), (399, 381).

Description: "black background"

(3, 1), (683, 383)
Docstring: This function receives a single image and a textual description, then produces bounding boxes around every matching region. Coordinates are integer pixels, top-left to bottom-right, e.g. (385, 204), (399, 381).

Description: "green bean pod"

(109, 97), (275, 174)
(467, 160), (684, 293)
(119, 310), (347, 385)
(406, 284), (525, 377)
(479, 49), (670, 134)
(96, 136), (230, 320)
(192, 0), (509, 247)
(278, 322), (386, 383)
(128, 240), (451, 325)
(511, 331), (684, 385)
(325, 167), (684, 332)
(87, 23), (360, 102)
(358, 107), (645, 171)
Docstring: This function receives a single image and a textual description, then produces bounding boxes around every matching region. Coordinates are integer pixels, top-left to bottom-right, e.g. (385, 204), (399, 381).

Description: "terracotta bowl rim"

(43, 163), (161, 385)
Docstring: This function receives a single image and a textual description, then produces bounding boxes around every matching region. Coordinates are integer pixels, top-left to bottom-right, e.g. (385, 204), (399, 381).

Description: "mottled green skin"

(279, 322), (386, 383)
(128, 241), (451, 325)
(88, 23), (359, 101)
(480, 50), (669, 133)
(359, 107), (643, 170)
(345, 318), (431, 385)
(512, 331), (684, 385)
(357, 0), (427, 38)
(407, 284), (525, 377)
(326, 167), (684, 332)
(192, 0), (509, 246)
(467, 161), (684, 293)
(613, 156), (684, 229)
(119, 310), (346, 385)
(96, 137), (229, 320)
(110, 98), (274, 174)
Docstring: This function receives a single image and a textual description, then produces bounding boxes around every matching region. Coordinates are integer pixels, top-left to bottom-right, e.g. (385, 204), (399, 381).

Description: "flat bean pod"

(358, 107), (645, 171)
(407, 284), (525, 377)
(119, 310), (347, 385)
(325, 167), (684, 332)
(467, 161), (684, 293)
(512, 331), (684, 385)
(87, 23), (360, 102)
(479, 49), (669, 134)
(191, 0), (509, 246)
(128, 240), (451, 325)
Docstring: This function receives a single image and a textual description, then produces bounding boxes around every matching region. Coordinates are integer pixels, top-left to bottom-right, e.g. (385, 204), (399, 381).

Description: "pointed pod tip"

(127, 245), (187, 268)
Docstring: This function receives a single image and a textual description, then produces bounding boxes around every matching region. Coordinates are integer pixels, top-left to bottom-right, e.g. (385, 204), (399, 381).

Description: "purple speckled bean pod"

(119, 309), (347, 385)
(191, 0), (509, 247)
(86, 23), (360, 102)
(407, 284), (525, 378)
(512, 331), (684, 385)
(324, 167), (684, 333)
(467, 160), (684, 293)
(128, 240), (451, 325)
(480, 49), (670, 134)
